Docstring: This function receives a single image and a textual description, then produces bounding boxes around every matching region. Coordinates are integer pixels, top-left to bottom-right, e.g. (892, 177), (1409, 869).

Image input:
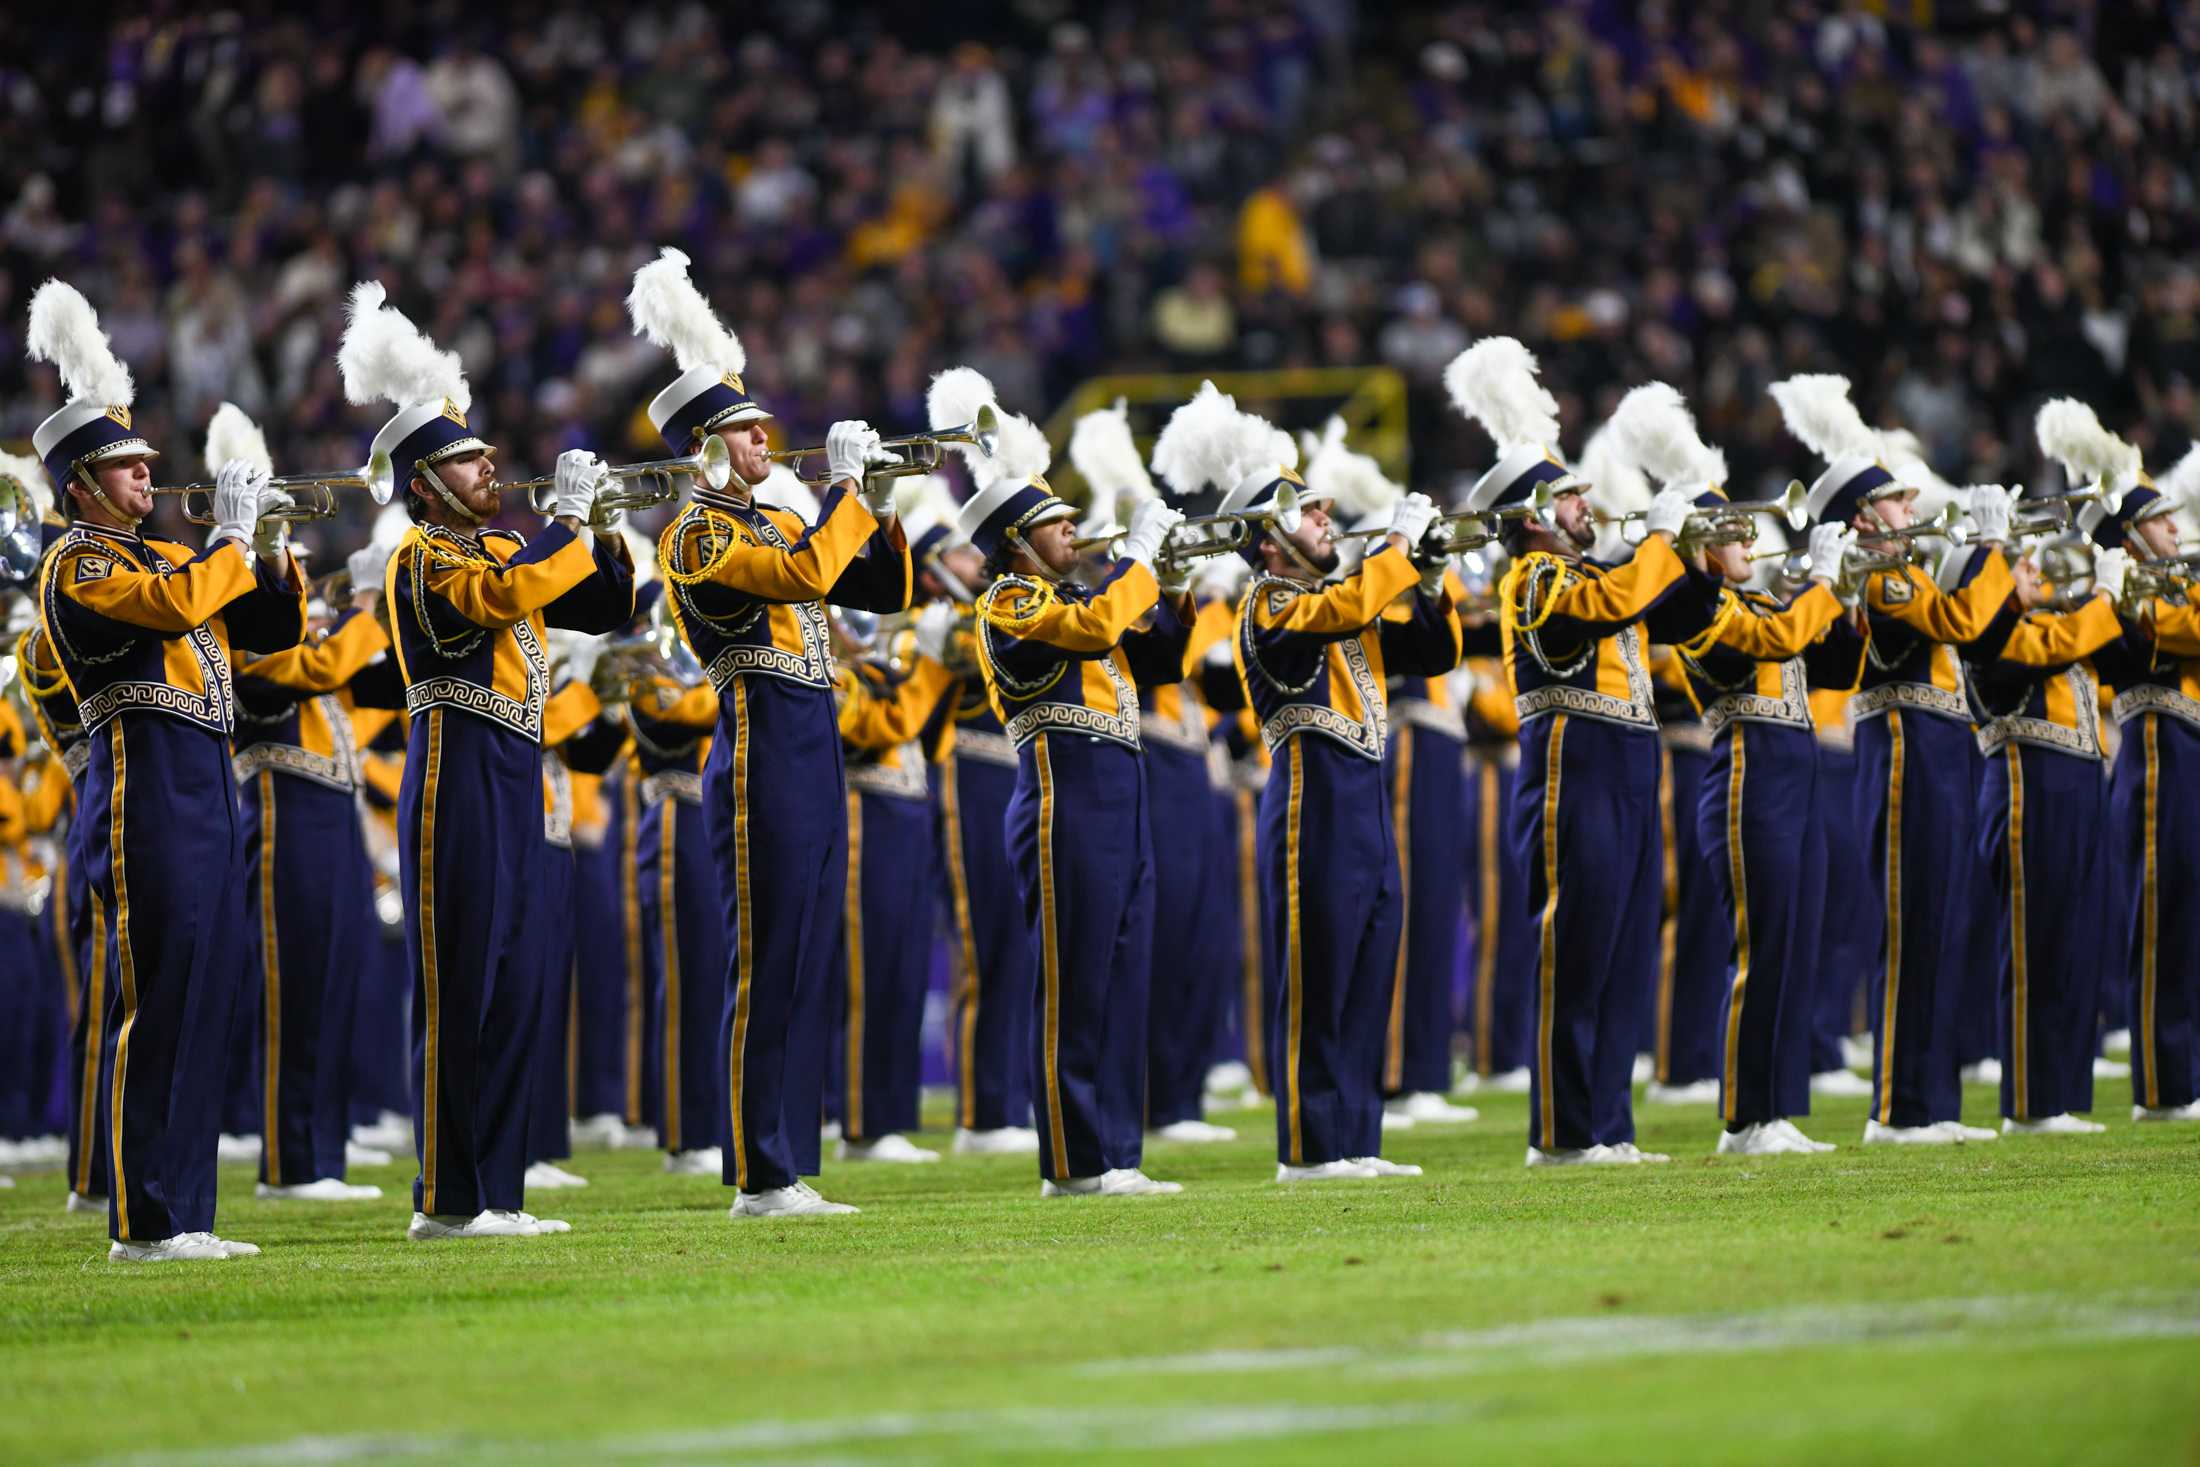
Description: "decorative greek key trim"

(1973, 665), (2101, 760)
(543, 754), (573, 848)
(849, 743), (929, 800)
(1512, 622), (1653, 730)
(1702, 657), (1811, 737)
(62, 741), (91, 781)
(641, 770), (705, 807)
(1814, 723), (1855, 753)
(2111, 682), (2200, 733)
(1395, 698), (1466, 741)
(233, 741), (354, 792)
(78, 679), (230, 736)
(1261, 701), (1385, 759)
(1140, 691), (1210, 754)
(1660, 721), (1716, 752)
(406, 676), (540, 741)
(1848, 681), (1969, 725)
(1005, 698), (1141, 750)
(949, 728), (1019, 767)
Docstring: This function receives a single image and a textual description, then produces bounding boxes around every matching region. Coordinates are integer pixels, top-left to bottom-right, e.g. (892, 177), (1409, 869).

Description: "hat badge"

(104, 405), (132, 429)
(440, 398), (468, 427)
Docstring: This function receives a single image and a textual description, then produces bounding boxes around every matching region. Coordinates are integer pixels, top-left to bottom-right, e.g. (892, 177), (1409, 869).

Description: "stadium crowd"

(1, 1), (2196, 551)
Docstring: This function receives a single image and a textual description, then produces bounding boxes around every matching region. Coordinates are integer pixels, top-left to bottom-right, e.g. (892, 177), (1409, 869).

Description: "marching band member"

(217, 405), (393, 1203)
(1459, 644), (1536, 1093)
(341, 280), (634, 1240)
(1155, 382), (1462, 1182)
(829, 602), (956, 1162)
(520, 661), (604, 1191)
(1455, 342), (1718, 1167)
(954, 369), (1188, 1196)
(1772, 374), (2016, 1145)
(32, 280), (305, 1260)
(631, 248), (909, 1217)
(1610, 383), (1860, 1155)
(2052, 417), (2200, 1124)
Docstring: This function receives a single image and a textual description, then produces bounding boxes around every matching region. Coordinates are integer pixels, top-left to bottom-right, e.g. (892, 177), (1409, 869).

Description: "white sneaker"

(2002, 1114), (2106, 1135)
(1810, 1068), (1874, 1097)
(407, 1209), (540, 1240)
(1960, 1059), (2003, 1086)
(1344, 1155), (1424, 1177)
(15, 1135), (66, 1163)
(1840, 1035), (1875, 1070)
(2093, 1057), (2132, 1080)
(345, 1141), (393, 1169)
(2133, 1101), (2200, 1122)
(351, 1112), (412, 1152)
(1862, 1120), (1958, 1145)
(836, 1133), (941, 1164)
(1716, 1123), (1807, 1157)
(1153, 1119), (1238, 1143)
(1378, 1111), (1417, 1132)
(608, 1124), (659, 1151)
(2102, 1028), (2131, 1056)
(523, 1161), (589, 1189)
(730, 1181), (857, 1217)
(1478, 1067), (1533, 1094)
(0, 1173), (12, 1188)
(109, 1231), (232, 1262)
(1204, 1061), (1254, 1099)
(512, 1211), (570, 1234)
(568, 1112), (628, 1148)
(1040, 1174), (1104, 1196)
(952, 1126), (1040, 1155)
(216, 1134), (260, 1165)
(0, 1137), (19, 1165)
(819, 1121), (843, 1144)
(1771, 1119), (1836, 1152)
(1602, 1141), (1671, 1164)
(214, 1235), (262, 1257)
(1098, 1168), (1182, 1195)
(664, 1147), (723, 1175)
(1643, 1079), (1720, 1105)
(255, 1179), (383, 1201)
(1388, 1093), (1478, 1124)
(1276, 1160), (1379, 1182)
(65, 1191), (103, 1214)
(1526, 1145), (1627, 1167)
(1935, 1121), (1998, 1142)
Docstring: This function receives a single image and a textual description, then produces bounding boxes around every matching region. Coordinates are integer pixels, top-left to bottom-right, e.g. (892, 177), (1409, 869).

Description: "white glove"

(2093, 547), (2131, 606)
(1806, 524), (1854, 582)
(1968, 484), (2014, 544)
(552, 449), (604, 522)
(1643, 487), (1694, 541)
(252, 488), (295, 557)
(1120, 497), (1185, 570)
(826, 420), (884, 488)
(914, 601), (957, 663)
(1158, 555), (1195, 596)
(347, 542), (388, 594)
(1388, 491), (1439, 550)
(1417, 559), (1447, 598)
(563, 636), (602, 691)
(211, 458), (269, 547)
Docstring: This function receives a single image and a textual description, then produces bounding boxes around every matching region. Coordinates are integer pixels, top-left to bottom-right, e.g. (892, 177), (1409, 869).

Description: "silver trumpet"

(154, 458), (399, 526)
(521, 435), (732, 521)
(1332, 503), (1506, 559)
(1602, 480), (1812, 549)
(770, 405), (1001, 485)
(1073, 484), (1307, 574)
(0, 474), (43, 582)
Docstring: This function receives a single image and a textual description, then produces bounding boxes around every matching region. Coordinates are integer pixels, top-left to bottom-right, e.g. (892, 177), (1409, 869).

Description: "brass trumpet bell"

(520, 434), (732, 519)
(769, 405), (1002, 485)
(154, 457), (398, 526)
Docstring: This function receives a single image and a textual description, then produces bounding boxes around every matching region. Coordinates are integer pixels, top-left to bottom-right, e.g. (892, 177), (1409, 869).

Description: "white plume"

(1609, 382), (1726, 489)
(1574, 421), (1650, 510)
(625, 247), (745, 377)
(2034, 398), (2141, 489)
(2156, 443), (2200, 507)
(1303, 416), (1401, 522)
(895, 474), (964, 543)
(338, 281), (469, 412)
(1444, 338), (1560, 451)
(1150, 381), (1285, 497)
(1195, 552), (1251, 603)
(1069, 399), (1154, 502)
(27, 279), (135, 407)
(984, 410), (1053, 491)
(756, 462), (820, 525)
(622, 526), (658, 586)
(0, 450), (54, 521)
(925, 365), (1006, 476)
(203, 402), (273, 478)
(1768, 374), (1877, 464)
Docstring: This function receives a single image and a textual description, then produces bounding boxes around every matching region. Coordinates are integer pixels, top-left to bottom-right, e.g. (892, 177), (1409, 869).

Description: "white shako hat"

(628, 246), (770, 455)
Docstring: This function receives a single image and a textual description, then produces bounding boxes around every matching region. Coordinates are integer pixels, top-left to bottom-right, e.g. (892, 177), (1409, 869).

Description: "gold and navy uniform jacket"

(37, 524), (306, 738)
(1497, 536), (1718, 732)
(388, 521), (633, 743)
(839, 653), (953, 800)
(1673, 583), (1856, 738)
(232, 607), (392, 792)
(15, 624), (89, 782)
(928, 665), (1017, 770)
(1385, 574), (1494, 745)
(628, 672), (718, 806)
(974, 559), (1187, 752)
(1958, 597), (2123, 759)
(540, 678), (602, 849)
(2082, 595), (2200, 744)
(1141, 596), (1233, 759)
(659, 483), (910, 697)
(1849, 549), (2013, 728)
(1236, 545), (1462, 761)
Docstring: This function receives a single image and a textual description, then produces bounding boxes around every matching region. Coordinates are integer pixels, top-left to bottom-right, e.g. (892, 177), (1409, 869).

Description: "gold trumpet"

(1603, 480), (1812, 548)
(520, 435), (732, 520)
(2005, 485), (2105, 540)
(2125, 550), (2200, 606)
(1332, 505), (1506, 559)
(154, 459), (398, 525)
(770, 405), (1001, 485)
(1075, 484), (1306, 570)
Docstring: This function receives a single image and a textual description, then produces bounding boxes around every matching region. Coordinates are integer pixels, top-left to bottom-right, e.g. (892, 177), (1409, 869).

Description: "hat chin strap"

(420, 459), (483, 528)
(1267, 526), (1326, 583)
(76, 463), (142, 529)
(1006, 528), (1066, 585)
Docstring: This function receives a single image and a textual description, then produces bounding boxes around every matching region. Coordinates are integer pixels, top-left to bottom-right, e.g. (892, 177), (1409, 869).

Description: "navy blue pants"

(1382, 722), (1466, 1097)
(84, 717), (250, 1243)
(242, 772), (373, 1185)
(1698, 723), (1821, 1128)
(829, 788), (932, 1140)
(0, 909), (37, 1141)
(63, 805), (111, 1199)
(704, 678), (844, 1193)
(2111, 713), (2199, 1111)
(1953, 740), (2001, 1071)
(1144, 740), (1221, 1126)
(1007, 732), (1153, 1181)
(1513, 715), (1661, 1153)
(639, 792), (728, 1154)
(1854, 709), (1973, 1128)
(1656, 744), (1728, 1087)
(1978, 743), (2102, 1121)
(1229, 784), (1276, 1094)
(1261, 736), (1401, 1166)
(399, 709), (544, 1216)
(1462, 754), (1534, 1076)
(570, 821), (632, 1123)
(523, 839), (575, 1166)
(348, 922), (411, 1126)
(1811, 742), (1873, 1072)
(938, 751), (1034, 1132)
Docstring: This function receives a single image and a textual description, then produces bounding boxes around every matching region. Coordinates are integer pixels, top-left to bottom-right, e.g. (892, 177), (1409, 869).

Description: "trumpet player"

(1773, 374), (2017, 1145)
(957, 371), (1189, 1197)
(1610, 384), (1863, 1156)
(1154, 383), (1462, 1183)
(1452, 343), (1717, 1167)
(342, 282), (634, 1240)
(632, 249), (908, 1218)
(31, 280), (305, 1261)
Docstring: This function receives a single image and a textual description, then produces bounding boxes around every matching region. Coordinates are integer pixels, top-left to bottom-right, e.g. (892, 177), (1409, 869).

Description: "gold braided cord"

(657, 505), (747, 588)
(1673, 588), (1741, 660)
(14, 628), (70, 697)
(1500, 552), (1568, 633)
(401, 526), (492, 659)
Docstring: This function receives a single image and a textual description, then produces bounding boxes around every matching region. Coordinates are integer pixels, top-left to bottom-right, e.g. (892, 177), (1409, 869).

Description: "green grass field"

(3, 1083), (2196, 1465)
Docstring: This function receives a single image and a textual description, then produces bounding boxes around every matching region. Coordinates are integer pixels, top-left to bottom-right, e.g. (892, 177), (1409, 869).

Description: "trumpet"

(2125, 551), (2200, 606)
(1602, 480), (1812, 548)
(154, 460), (398, 526)
(1997, 484), (2105, 541)
(770, 405), (1001, 485)
(1333, 505), (1506, 560)
(520, 435), (732, 521)
(1072, 483), (1306, 571)
(0, 475), (44, 583)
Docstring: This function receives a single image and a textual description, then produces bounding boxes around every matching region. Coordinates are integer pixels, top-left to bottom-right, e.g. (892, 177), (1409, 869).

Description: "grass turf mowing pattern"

(2, 1085), (2195, 1465)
